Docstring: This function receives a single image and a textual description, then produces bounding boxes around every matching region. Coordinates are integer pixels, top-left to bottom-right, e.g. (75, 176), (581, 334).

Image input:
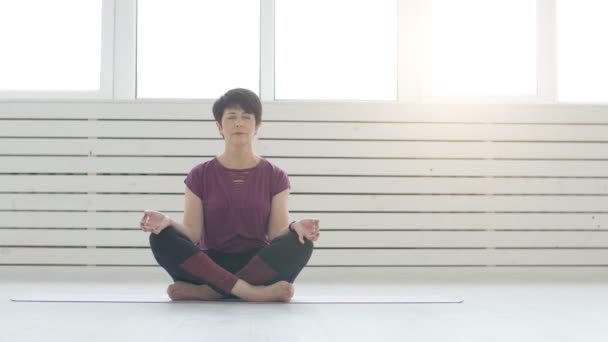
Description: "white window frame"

(0, 0), (574, 104)
(0, 0), (115, 100)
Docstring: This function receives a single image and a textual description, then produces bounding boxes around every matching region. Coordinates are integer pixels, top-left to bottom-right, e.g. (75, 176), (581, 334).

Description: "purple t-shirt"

(184, 157), (290, 253)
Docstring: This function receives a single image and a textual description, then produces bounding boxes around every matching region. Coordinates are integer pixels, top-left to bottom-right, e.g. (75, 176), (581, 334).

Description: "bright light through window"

(0, 0), (101, 91)
(275, 0), (397, 101)
(137, 0), (260, 99)
(557, 0), (608, 103)
(430, 0), (536, 96)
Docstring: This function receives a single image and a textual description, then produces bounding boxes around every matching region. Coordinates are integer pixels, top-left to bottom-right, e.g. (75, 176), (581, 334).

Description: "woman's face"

(217, 106), (258, 145)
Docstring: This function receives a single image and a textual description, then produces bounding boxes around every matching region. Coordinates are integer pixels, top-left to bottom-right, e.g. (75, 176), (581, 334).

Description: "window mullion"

(260, 0), (275, 101)
(113, 0), (137, 100)
(537, 0), (557, 103)
(99, 0), (115, 99)
(398, 0), (426, 103)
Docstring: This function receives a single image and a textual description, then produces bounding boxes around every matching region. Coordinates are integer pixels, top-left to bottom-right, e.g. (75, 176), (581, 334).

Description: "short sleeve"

(271, 165), (290, 197)
(184, 164), (204, 200)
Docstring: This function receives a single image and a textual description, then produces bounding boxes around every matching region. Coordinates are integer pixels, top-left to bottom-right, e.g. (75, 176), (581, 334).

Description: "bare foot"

(240, 281), (295, 303)
(167, 281), (224, 301)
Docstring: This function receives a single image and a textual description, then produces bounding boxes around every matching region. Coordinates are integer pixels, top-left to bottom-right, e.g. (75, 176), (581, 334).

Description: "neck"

(218, 145), (259, 169)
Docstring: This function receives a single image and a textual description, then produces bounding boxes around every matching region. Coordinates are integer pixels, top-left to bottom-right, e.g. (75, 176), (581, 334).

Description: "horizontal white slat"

(1, 247), (607, 266)
(0, 139), (90, 155)
(1, 212), (605, 230)
(3, 120), (608, 141)
(3, 156), (608, 177)
(3, 138), (608, 159)
(2, 175), (607, 194)
(2, 194), (607, 212)
(2, 102), (608, 123)
(2, 230), (607, 248)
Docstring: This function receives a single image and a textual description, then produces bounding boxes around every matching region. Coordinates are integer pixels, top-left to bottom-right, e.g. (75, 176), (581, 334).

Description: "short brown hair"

(212, 88), (262, 126)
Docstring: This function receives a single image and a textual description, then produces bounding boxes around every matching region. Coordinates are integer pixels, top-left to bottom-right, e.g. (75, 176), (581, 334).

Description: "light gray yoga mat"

(11, 293), (463, 304)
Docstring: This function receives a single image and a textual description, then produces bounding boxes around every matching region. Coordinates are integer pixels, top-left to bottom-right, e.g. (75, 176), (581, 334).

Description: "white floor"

(1, 267), (607, 342)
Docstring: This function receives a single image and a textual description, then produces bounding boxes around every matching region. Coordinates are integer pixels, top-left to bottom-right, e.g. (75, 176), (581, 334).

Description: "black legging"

(149, 226), (314, 299)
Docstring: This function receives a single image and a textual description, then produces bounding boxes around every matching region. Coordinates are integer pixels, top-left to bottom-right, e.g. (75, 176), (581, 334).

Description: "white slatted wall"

(0, 102), (607, 268)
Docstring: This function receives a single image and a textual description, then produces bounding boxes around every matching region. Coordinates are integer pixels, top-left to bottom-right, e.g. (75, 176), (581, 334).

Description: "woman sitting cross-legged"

(141, 88), (320, 303)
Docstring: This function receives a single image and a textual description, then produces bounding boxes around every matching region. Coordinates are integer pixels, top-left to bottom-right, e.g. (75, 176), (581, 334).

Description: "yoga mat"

(11, 293), (463, 304)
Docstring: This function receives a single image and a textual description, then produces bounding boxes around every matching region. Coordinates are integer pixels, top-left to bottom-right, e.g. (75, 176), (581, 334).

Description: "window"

(274, 0), (397, 100)
(0, 0), (102, 91)
(430, 0), (536, 96)
(557, 0), (608, 103)
(136, 0), (260, 98)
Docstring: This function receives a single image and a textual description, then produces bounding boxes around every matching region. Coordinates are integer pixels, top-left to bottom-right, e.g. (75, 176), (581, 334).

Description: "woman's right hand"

(140, 210), (172, 235)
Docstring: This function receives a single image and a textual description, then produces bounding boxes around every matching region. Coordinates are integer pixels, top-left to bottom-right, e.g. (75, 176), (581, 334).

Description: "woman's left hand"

(292, 218), (320, 244)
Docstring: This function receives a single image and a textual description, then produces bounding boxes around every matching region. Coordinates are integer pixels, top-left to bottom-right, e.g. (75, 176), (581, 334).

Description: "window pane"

(430, 0), (536, 96)
(275, 0), (397, 100)
(0, 0), (101, 91)
(137, 0), (260, 98)
(557, 0), (608, 103)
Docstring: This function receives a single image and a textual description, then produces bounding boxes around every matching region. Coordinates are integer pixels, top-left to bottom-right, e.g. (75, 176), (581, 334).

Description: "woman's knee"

(148, 226), (191, 258)
(149, 230), (168, 261)
(286, 230), (314, 259)
(149, 226), (200, 269)
(303, 239), (314, 261)
(148, 226), (170, 252)
(149, 225), (184, 243)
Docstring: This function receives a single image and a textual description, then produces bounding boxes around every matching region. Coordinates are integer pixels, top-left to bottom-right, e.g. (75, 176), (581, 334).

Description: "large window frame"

(0, 0), (580, 104)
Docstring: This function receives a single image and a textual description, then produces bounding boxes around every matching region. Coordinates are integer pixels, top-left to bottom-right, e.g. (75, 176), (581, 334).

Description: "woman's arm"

(267, 189), (290, 241)
(170, 186), (205, 244)
(266, 188), (322, 243)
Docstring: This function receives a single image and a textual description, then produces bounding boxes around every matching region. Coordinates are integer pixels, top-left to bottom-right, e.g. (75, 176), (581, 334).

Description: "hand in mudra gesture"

(140, 210), (172, 235)
(292, 218), (320, 244)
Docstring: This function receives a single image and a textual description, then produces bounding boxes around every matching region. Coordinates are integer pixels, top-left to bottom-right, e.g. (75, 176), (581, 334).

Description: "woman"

(140, 88), (320, 302)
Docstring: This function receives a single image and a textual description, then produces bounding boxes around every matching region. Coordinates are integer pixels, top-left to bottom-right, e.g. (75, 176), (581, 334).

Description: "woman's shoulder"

(259, 157), (288, 176)
(259, 158), (290, 193)
(188, 157), (219, 174)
